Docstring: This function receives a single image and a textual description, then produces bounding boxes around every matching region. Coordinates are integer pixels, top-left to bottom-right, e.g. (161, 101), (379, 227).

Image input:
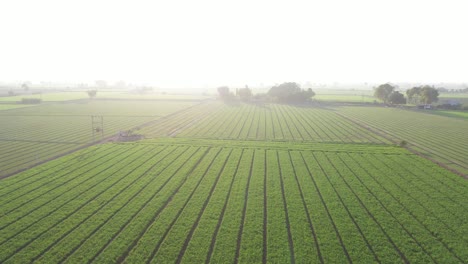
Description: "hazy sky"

(0, 0), (467, 87)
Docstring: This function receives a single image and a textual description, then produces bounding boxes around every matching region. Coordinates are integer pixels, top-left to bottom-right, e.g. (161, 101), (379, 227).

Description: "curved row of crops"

(335, 106), (468, 176)
(0, 140), (466, 263)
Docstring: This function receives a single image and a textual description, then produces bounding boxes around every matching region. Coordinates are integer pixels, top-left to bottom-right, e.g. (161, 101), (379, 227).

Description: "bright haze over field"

(0, 0), (467, 88)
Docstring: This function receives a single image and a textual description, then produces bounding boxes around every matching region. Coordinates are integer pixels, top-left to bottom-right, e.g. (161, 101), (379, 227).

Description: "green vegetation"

(0, 100), (199, 177)
(0, 104), (36, 111)
(0, 92), (88, 102)
(0, 91), (212, 102)
(314, 94), (375, 102)
(0, 140), (466, 263)
(334, 106), (468, 175)
(142, 103), (390, 144)
(430, 110), (468, 119)
(267, 82), (315, 103)
(1, 90), (467, 263)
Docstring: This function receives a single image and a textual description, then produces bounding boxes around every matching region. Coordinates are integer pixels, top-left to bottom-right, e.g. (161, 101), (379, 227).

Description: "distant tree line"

(217, 82), (315, 103)
(374, 83), (440, 105)
(406, 85), (439, 105)
(268, 82), (315, 103)
(87, 90), (97, 99)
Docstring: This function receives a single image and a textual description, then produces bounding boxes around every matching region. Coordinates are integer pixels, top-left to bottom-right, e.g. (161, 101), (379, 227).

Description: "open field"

(1, 95), (467, 263)
(0, 92), (213, 102)
(428, 110), (468, 120)
(142, 103), (391, 144)
(314, 94), (375, 102)
(0, 139), (466, 263)
(0, 100), (199, 177)
(334, 106), (468, 176)
(314, 89), (374, 95)
(313, 89), (374, 102)
(0, 104), (36, 111)
(0, 92), (89, 102)
(439, 93), (468, 98)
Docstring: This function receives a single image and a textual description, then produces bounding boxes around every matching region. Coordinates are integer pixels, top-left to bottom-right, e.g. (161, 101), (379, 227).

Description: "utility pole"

(91, 115), (104, 142)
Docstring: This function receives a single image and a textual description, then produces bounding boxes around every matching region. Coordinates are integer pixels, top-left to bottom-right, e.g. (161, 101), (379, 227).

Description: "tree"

(388, 91), (406, 105)
(217, 86), (230, 98)
(406, 86), (421, 104)
(374, 83), (395, 103)
(267, 82), (315, 103)
(237, 87), (252, 101)
(306, 88), (316, 98)
(87, 90), (97, 99)
(21, 83), (30, 92)
(406, 87), (421, 100)
(420, 85), (439, 104)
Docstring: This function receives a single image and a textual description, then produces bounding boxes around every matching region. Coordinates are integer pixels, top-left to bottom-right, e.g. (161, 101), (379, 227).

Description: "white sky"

(0, 0), (467, 88)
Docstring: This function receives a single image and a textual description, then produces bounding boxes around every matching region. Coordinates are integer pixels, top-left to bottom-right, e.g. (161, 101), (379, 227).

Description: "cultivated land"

(1, 96), (467, 263)
(0, 104), (36, 111)
(333, 106), (468, 176)
(429, 110), (468, 120)
(0, 91), (212, 102)
(142, 103), (391, 143)
(0, 140), (467, 263)
(0, 100), (199, 177)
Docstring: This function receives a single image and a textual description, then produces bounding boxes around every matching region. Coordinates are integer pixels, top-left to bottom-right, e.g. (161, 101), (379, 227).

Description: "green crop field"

(1, 95), (467, 263)
(314, 94), (375, 102)
(142, 103), (391, 144)
(0, 91), (213, 103)
(0, 140), (466, 263)
(0, 92), (89, 102)
(334, 106), (468, 176)
(0, 100), (200, 177)
(430, 110), (468, 120)
(0, 104), (36, 111)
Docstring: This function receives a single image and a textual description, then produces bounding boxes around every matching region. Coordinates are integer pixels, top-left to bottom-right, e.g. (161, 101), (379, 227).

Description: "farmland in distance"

(333, 105), (468, 176)
(0, 100), (202, 177)
(141, 103), (391, 144)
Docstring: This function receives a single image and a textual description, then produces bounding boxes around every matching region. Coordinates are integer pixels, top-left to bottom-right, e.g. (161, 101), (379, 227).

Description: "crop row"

(0, 100), (200, 177)
(174, 103), (390, 143)
(139, 102), (222, 137)
(1, 141), (466, 263)
(336, 106), (468, 176)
